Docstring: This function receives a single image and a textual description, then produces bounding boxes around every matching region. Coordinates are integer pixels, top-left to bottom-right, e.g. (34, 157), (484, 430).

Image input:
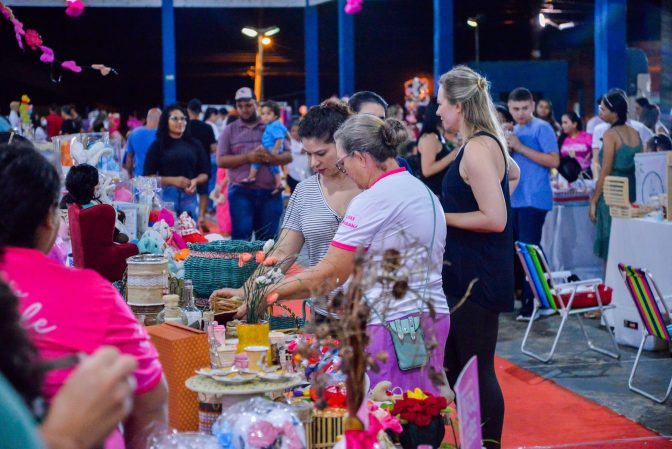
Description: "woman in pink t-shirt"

(559, 112), (593, 177)
(0, 142), (167, 449)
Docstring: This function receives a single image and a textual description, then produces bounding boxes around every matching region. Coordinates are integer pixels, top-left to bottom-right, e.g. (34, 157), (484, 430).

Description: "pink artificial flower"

(61, 60), (82, 73)
(65, 0), (85, 17)
(25, 29), (42, 50)
(344, 0), (363, 14)
(39, 46), (55, 63)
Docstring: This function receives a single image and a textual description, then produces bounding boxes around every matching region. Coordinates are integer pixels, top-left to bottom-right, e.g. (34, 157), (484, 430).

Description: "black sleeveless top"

(418, 131), (452, 198)
(441, 131), (514, 313)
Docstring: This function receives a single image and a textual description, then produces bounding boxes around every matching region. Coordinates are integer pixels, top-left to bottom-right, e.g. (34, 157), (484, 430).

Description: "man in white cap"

(217, 87), (292, 240)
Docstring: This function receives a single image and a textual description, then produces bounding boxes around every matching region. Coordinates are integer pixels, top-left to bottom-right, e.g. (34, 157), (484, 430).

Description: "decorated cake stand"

(185, 374), (305, 433)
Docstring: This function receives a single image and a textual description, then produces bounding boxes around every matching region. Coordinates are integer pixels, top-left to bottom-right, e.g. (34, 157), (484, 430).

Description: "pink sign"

(454, 356), (483, 449)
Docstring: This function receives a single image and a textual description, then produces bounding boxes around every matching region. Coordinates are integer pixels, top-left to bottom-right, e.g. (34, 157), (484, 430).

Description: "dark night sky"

(0, 0), (663, 116)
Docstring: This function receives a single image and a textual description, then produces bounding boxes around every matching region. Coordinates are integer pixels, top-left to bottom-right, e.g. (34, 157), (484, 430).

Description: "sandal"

(239, 176), (256, 185)
(271, 185), (284, 197)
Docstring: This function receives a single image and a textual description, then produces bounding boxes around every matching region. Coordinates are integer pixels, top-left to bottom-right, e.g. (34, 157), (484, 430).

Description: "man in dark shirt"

(187, 98), (217, 229)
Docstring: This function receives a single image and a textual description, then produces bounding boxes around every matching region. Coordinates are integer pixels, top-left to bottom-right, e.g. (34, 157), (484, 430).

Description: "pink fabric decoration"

(344, 0), (363, 14)
(170, 231), (187, 250)
(61, 60), (82, 73)
(65, 0), (85, 17)
(113, 187), (133, 203)
(247, 421), (279, 448)
(344, 414), (382, 449)
(39, 45), (55, 63)
(158, 208), (175, 227)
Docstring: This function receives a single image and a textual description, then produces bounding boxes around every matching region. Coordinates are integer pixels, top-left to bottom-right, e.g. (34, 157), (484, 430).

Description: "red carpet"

(496, 356), (672, 448)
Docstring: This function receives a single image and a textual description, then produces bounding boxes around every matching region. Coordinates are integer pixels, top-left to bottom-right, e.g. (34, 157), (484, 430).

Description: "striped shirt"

(282, 174), (342, 267)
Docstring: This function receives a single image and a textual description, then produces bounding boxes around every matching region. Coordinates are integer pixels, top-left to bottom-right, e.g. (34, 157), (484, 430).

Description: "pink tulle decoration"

(39, 45), (55, 63)
(65, 0), (85, 17)
(344, 0), (363, 14)
(25, 29), (42, 50)
(61, 60), (82, 72)
(113, 187), (133, 202)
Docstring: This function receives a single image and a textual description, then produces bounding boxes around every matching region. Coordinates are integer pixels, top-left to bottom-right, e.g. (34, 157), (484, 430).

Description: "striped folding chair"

(618, 264), (672, 403)
(516, 242), (620, 363)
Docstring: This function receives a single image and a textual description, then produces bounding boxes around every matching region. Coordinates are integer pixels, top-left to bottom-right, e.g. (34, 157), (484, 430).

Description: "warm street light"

(467, 16), (481, 66)
(241, 26), (280, 101)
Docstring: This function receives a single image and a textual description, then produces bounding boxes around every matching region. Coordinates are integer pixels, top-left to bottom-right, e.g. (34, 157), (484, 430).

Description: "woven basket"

(269, 301), (310, 331)
(308, 409), (346, 449)
(185, 240), (264, 299)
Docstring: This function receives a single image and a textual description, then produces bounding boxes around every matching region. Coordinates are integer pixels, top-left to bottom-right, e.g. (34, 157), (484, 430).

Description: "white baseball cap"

(235, 87), (255, 101)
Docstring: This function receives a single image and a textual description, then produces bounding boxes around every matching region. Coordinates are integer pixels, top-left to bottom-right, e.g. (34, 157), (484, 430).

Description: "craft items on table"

(126, 254), (168, 324)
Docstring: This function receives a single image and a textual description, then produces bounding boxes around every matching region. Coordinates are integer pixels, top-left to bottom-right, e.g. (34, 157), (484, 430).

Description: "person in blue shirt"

(506, 88), (560, 321)
(125, 108), (160, 178)
(240, 100), (287, 196)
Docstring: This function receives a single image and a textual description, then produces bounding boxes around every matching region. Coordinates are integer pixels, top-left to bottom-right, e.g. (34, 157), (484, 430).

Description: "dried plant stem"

(344, 251), (368, 427)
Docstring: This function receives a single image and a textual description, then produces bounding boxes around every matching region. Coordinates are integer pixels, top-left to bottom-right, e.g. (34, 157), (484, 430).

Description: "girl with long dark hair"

(143, 104), (209, 218)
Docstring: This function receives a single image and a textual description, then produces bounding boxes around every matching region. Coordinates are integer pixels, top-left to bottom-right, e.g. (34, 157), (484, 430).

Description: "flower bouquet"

(389, 388), (450, 449)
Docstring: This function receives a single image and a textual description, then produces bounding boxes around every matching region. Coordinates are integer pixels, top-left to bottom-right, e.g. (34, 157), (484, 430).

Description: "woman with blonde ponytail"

(438, 66), (519, 449)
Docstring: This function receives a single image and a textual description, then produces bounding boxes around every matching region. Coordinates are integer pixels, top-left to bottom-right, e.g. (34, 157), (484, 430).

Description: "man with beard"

(217, 87), (292, 240)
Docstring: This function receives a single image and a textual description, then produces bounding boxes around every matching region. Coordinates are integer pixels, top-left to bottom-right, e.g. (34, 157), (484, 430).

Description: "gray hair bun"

(380, 118), (408, 149)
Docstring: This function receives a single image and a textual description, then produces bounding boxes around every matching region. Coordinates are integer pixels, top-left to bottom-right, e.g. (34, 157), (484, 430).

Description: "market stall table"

(541, 192), (603, 281)
(185, 374), (304, 433)
(604, 217), (672, 349)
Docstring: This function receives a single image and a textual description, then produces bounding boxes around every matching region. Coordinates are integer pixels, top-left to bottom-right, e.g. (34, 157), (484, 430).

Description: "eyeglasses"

(335, 153), (354, 174)
(169, 116), (187, 122)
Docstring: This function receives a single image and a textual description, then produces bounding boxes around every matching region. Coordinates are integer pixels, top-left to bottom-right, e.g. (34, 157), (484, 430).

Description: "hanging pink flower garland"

(344, 0), (363, 14)
(0, 0), (115, 77)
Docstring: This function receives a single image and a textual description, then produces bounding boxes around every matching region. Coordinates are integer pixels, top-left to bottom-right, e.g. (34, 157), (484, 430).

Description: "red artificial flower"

(415, 414), (432, 427)
(24, 29), (42, 50)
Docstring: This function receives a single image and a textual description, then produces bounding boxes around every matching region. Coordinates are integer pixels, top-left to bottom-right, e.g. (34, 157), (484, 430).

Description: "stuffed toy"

(137, 228), (166, 255)
(158, 208), (175, 227)
(152, 219), (172, 241)
(71, 141), (113, 167)
(19, 94), (31, 125)
(176, 212), (208, 244)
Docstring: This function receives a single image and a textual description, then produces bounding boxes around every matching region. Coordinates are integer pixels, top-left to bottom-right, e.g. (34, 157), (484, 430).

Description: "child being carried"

(240, 100), (287, 196)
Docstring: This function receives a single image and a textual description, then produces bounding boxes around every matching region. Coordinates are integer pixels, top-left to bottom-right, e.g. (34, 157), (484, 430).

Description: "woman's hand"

(589, 201), (597, 224)
(185, 178), (198, 195)
(172, 176), (191, 190)
(41, 347), (137, 449)
(210, 287), (247, 319)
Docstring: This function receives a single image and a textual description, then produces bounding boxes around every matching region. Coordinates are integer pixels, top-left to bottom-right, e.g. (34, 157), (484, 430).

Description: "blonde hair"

(439, 65), (507, 152)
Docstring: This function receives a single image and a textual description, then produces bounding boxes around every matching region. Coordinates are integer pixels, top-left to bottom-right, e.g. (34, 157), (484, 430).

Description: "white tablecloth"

(604, 217), (672, 349)
(541, 201), (604, 281)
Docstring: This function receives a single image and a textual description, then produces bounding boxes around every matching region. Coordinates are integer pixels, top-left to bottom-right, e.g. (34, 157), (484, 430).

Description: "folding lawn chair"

(516, 242), (620, 363)
(619, 263), (672, 403)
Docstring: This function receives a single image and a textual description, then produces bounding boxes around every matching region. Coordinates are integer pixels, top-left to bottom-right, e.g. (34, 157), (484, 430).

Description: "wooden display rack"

(604, 176), (652, 218)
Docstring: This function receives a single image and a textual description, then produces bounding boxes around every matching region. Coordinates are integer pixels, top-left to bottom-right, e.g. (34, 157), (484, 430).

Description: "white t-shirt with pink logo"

(331, 168), (449, 324)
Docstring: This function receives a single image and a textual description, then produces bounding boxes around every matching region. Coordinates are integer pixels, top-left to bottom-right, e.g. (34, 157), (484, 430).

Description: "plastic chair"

(516, 242), (620, 363)
(618, 264), (672, 403)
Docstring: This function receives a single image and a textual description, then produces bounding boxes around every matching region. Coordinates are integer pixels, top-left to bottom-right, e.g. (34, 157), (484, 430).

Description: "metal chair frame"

(619, 265), (672, 403)
(516, 242), (621, 364)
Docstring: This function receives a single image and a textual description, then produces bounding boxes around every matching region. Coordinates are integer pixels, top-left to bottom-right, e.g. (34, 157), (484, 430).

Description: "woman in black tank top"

(417, 98), (458, 198)
(436, 66), (520, 449)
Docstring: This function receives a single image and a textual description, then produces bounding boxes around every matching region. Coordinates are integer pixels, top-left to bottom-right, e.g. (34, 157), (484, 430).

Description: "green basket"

(185, 240), (264, 299)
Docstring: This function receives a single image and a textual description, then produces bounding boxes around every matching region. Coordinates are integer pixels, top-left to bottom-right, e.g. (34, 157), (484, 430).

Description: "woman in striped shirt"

(212, 100), (361, 316)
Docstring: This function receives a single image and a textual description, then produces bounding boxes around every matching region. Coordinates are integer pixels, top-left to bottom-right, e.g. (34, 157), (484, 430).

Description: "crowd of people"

(1, 67), (671, 449)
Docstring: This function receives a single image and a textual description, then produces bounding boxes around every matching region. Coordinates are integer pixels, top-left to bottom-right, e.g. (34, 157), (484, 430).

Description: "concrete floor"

(495, 311), (672, 436)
